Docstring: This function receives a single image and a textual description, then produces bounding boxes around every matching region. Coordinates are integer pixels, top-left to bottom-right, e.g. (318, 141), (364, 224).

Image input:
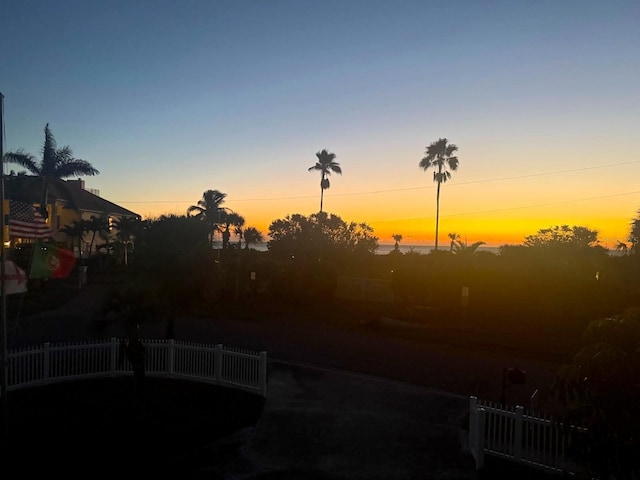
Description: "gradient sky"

(2, 0), (639, 247)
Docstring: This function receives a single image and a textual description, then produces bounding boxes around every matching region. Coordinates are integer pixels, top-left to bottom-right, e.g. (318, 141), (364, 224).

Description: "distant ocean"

(374, 244), (501, 255)
(247, 242), (501, 255)
(246, 242), (623, 256)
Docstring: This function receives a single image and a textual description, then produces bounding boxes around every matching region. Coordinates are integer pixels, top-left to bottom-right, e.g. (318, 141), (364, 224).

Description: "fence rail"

(468, 396), (586, 475)
(4, 338), (268, 397)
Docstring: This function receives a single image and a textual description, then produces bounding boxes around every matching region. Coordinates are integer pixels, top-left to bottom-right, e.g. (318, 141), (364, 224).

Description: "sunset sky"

(2, 0), (639, 247)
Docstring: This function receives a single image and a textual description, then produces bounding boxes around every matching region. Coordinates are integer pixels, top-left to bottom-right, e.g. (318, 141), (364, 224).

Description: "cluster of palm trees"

(187, 189), (263, 250)
(59, 215), (139, 264)
(4, 125), (462, 255)
(308, 139), (460, 251)
(3, 124), (143, 264)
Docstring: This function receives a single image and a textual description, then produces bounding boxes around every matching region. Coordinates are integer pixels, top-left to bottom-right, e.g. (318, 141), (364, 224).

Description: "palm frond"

(3, 151), (40, 174)
(53, 157), (100, 178)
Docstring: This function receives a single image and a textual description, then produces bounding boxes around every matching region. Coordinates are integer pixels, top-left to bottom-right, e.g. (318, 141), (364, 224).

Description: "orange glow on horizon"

(128, 200), (633, 250)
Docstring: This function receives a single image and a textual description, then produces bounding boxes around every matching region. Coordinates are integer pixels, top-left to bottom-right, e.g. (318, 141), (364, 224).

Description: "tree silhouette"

(219, 210), (245, 250)
(114, 216), (142, 266)
(243, 227), (264, 250)
(187, 189), (227, 248)
(451, 239), (485, 256)
(419, 138), (459, 251)
(615, 240), (629, 254)
(60, 219), (87, 256)
(86, 215), (110, 258)
(308, 149), (341, 213)
(448, 232), (460, 254)
(553, 309), (640, 479)
(3, 123), (99, 219)
(523, 225), (599, 248)
(629, 210), (640, 254)
(392, 234), (403, 252)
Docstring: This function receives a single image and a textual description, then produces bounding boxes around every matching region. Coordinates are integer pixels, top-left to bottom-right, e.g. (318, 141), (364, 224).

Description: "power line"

(372, 190), (640, 224)
(114, 159), (640, 204)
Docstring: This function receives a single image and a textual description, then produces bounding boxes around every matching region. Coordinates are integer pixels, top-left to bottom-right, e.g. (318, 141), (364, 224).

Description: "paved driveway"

(233, 362), (473, 479)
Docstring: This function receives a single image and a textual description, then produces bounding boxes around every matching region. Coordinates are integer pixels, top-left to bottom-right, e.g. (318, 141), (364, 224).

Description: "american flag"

(8, 200), (52, 239)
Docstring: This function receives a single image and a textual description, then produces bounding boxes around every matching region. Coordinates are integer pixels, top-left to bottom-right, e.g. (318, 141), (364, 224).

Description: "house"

(6, 175), (140, 257)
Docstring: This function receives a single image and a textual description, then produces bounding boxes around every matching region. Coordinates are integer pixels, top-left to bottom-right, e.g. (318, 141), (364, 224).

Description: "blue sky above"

(2, 0), (639, 246)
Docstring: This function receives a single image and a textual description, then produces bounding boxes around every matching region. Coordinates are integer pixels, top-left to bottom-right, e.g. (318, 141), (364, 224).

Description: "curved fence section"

(468, 396), (586, 475)
(5, 338), (268, 397)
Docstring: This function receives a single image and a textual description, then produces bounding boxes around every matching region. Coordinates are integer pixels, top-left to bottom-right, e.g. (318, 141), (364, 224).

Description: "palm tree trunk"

(89, 232), (96, 258)
(39, 177), (49, 220)
(320, 173), (325, 213)
(435, 181), (441, 251)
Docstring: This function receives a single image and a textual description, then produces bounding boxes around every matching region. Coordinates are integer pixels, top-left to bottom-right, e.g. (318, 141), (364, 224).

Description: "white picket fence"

(4, 338), (268, 397)
(468, 396), (586, 475)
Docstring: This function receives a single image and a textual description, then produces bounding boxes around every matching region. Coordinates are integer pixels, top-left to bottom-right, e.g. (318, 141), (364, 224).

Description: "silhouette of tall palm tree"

(419, 138), (459, 251)
(187, 190), (227, 248)
(86, 215), (110, 258)
(308, 149), (341, 213)
(3, 123), (99, 219)
(114, 216), (142, 266)
(392, 234), (403, 252)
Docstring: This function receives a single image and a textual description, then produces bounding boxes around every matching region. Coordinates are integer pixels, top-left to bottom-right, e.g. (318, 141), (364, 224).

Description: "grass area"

(2, 377), (265, 478)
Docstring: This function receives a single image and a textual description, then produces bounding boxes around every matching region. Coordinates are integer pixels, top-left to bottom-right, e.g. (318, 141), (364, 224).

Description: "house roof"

(5, 175), (140, 218)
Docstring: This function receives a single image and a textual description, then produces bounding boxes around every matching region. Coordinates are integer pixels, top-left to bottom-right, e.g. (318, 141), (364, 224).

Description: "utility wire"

(115, 159), (640, 204)
(371, 190), (640, 224)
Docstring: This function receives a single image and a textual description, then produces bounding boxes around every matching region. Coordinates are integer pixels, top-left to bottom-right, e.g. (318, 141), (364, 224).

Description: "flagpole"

(0, 91), (9, 439)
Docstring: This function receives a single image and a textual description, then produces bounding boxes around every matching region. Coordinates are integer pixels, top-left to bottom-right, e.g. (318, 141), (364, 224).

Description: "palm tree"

(243, 227), (264, 250)
(220, 211), (245, 250)
(3, 123), (99, 219)
(86, 215), (110, 258)
(448, 232), (460, 253)
(60, 219), (87, 256)
(114, 216), (142, 266)
(308, 149), (341, 213)
(629, 211), (640, 254)
(452, 239), (485, 256)
(419, 138), (460, 251)
(235, 226), (244, 249)
(187, 189), (227, 248)
(392, 234), (403, 252)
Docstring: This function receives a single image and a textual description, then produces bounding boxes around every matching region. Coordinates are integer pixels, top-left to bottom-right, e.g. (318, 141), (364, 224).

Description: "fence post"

(476, 408), (486, 469)
(43, 342), (51, 383)
(469, 396), (486, 470)
(110, 338), (117, 373)
(215, 344), (223, 383)
(167, 339), (175, 376)
(469, 396), (477, 459)
(514, 405), (524, 461)
(469, 396), (486, 469)
(259, 351), (268, 397)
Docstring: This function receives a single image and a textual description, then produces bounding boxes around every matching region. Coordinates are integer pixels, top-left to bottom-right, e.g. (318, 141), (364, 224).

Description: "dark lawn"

(2, 376), (265, 478)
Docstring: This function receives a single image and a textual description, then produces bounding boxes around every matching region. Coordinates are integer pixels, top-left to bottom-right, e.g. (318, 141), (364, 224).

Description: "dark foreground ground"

(2, 377), (264, 478)
(3, 280), (567, 479)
